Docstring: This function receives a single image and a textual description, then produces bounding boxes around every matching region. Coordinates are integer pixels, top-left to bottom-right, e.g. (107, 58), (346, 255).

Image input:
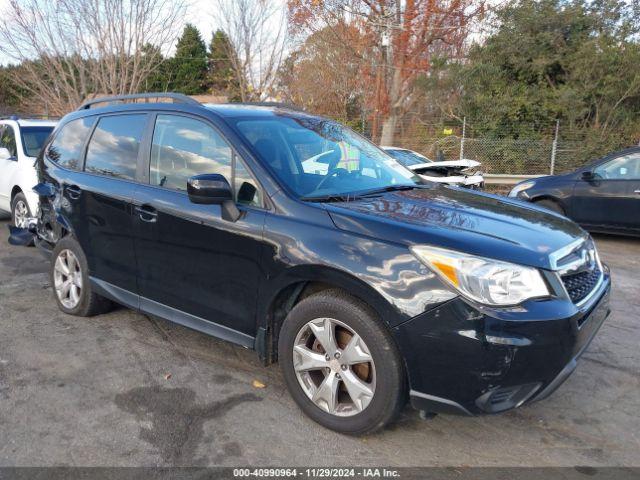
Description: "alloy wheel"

(292, 317), (376, 417)
(13, 200), (29, 228)
(53, 249), (83, 309)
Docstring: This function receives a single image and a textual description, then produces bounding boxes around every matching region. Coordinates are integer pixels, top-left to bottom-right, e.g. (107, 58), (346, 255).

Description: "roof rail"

(78, 92), (200, 110)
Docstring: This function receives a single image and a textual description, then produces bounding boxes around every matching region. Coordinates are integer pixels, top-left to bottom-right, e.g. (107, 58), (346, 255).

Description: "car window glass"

(234, 155), (263, 207)
(21, 127), (54, 157)
(0, 125), (17, 157)
(85, 114), (147, 180)
(150, 114), (232, 191)
(594, 153), (640, 180)
(46, 117), (96, 170)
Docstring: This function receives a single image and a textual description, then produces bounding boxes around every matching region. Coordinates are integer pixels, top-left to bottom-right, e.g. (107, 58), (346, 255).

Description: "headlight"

(508, 180), (536, 197)
(411, 245), (550, 306)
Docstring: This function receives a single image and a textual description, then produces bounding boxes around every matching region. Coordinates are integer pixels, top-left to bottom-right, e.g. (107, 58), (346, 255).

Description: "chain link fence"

(352, 113), (637, 176)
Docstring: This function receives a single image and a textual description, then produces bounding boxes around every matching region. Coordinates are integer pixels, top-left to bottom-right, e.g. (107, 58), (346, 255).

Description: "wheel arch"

(530, 194), (567, 214)
(10, 185), (22, 201)
(256, 265), (400, 365)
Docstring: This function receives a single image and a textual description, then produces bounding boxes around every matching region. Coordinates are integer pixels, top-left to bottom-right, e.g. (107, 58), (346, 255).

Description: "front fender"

(259, 206), (456, 328)
(258, 264), (401, 328)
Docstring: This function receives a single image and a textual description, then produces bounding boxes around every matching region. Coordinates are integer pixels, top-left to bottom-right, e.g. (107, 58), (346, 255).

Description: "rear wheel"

(50, 237), (112, 317)
(278, 289), (405, 435)
(534, 198), (564, 215)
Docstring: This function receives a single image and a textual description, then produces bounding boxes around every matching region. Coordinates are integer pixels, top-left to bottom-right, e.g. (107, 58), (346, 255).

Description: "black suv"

(29, 93), (610, 434)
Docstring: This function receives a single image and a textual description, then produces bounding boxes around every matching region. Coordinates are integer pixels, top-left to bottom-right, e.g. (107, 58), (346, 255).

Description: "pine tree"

(171, 24), (208, 95)
(208, 30), (241, 101)
(140, 44), (171, 92)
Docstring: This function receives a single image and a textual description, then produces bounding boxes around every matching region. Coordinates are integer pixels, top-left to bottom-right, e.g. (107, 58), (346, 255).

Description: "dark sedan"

(509, 147), (640, 236)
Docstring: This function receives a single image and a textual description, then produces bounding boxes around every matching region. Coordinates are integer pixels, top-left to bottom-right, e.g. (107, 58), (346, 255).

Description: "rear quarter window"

(46, 117), (96, 170)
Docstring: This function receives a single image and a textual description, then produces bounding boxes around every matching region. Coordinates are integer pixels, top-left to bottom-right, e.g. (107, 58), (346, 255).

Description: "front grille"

(562, 266), (601, 304)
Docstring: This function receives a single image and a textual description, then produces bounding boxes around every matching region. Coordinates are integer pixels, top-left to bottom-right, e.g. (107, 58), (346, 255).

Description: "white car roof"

(17, 119), (58, 127)
(0, 118), (57, 128)
(381, 145), (430, 160)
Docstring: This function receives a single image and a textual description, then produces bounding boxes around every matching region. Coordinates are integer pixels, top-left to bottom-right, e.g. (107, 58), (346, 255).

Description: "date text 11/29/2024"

(233, 468), (400, 478)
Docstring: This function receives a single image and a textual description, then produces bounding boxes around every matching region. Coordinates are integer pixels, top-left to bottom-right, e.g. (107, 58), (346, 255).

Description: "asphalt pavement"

(0, 219), (638, 467)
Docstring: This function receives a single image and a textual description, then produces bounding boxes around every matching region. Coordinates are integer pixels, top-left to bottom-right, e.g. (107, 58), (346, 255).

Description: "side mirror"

(187, 173), (241, 222)
(0, 147), (16, 161)
(581, 171), (594, 181)
(187, 174), (233, 205)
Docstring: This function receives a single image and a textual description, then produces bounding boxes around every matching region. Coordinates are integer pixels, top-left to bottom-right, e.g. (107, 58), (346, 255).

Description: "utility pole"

(550, 120), (560, 175)
(460, 116), (466, 160)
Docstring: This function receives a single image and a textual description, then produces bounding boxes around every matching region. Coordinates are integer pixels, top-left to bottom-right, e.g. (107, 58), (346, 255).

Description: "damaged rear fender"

(33, 182), (73, 245)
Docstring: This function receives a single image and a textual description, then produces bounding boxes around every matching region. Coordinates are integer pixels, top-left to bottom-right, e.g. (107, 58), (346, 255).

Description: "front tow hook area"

(7, 219), (37, 246)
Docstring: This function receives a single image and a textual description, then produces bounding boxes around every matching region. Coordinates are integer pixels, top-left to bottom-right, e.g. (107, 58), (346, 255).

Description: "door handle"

(65, 185), (82, 200)
(134, 205), (158, 223)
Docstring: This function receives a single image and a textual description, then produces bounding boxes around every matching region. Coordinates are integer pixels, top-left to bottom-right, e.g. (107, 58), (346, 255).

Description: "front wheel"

(278, 289), (406, 435)
(11, 192), (31, 228)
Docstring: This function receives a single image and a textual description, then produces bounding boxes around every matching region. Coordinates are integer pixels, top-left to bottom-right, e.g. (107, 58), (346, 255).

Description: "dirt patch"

(115, 385), (262, 465)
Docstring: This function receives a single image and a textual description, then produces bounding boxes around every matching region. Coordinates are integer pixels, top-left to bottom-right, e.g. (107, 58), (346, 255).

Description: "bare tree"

(0, 0), (186, 115)
(212, 0), (289, 102)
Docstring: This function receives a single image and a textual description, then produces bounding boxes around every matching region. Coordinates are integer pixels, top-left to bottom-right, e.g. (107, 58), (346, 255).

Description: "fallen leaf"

(252, 379), (266, 389)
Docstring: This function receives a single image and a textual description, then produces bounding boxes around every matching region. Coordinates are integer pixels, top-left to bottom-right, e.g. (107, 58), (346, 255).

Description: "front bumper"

(394, 269), (611, 415)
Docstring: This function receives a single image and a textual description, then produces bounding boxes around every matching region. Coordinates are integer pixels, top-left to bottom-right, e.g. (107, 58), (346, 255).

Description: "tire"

(11, 192), (31, 228)
(11, 191), (35, 246)
(278, 289), (406, 435)
(534, 199), (564, 215)
(50, 236), (112, 317)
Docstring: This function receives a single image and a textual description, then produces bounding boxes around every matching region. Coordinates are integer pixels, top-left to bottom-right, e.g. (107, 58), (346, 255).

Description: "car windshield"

(233, 115), (422, 199)
(385, 148), (432, 167)
(21, 126), (54, 157)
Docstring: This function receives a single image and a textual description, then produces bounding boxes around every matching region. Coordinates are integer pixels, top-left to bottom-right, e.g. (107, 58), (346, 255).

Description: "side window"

(594, 153), (640, 180)
(46, 117), (96, 170)
(85, 114), (147, 180)
(234, 156), (263, 207)
(150, 114), (232, 191)
(0, 125), (17, 157)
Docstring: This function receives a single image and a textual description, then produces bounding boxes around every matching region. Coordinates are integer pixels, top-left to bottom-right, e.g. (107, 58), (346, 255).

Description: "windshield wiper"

(301, 193), (359, 203)
(356, 185), (422, 197)
(302, 185), (423, 202)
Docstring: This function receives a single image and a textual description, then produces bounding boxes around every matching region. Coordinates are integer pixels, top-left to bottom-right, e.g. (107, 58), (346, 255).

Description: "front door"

(571, 151), (640, 232)
(133, 113), (266, 337)
(0, 125), (18, 212)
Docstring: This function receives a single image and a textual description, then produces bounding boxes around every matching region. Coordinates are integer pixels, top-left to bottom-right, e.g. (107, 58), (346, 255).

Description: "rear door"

(78, 113), (149, 293)
(132, 113), (266, 337)
(571, 152), (640, 231)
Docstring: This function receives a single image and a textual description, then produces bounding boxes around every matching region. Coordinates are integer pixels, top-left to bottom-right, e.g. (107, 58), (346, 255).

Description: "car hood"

(410, 159), (480, 170)
(325, 186), (586, 270)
